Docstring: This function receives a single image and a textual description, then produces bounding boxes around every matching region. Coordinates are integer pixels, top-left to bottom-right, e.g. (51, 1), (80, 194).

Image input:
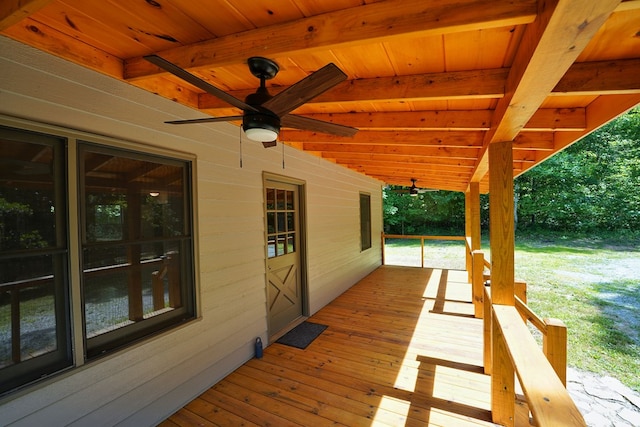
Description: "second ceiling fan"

(145, 55), (358, 147)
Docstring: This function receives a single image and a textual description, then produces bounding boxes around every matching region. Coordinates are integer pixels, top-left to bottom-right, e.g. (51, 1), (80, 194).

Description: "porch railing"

(381, 233), (465, 268)
(472, 250), (584, 426)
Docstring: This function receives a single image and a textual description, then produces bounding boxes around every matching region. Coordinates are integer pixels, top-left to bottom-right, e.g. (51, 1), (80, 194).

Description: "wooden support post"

(466, 182), (481, 282)
(544, 318), (568, 386)
(484, 286), (492, 374)
(472, 250), (485, 318)
(420, 236), (424, 268)
(381, 232), (385, 265)
(465, 190), (472, 282)
(492, 305), (515, 427)
(489, 140), (515, 306)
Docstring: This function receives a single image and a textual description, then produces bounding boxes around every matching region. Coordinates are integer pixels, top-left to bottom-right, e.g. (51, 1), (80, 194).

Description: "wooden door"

(265, 180), (303, 335)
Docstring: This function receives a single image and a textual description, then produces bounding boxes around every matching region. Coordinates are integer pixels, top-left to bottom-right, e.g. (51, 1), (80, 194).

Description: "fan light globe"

(245, 127), (278, 142)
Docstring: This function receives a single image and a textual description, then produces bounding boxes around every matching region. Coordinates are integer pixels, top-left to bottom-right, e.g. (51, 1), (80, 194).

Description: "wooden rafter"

(123, 0), (537, 80)
(196, 59), (639, 114)
(470, 0), (623, 184)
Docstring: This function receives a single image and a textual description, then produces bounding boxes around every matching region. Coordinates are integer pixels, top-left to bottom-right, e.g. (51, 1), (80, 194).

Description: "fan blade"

(261, 140), (277, 148)
(281, 114), (358, 137)
(144, 55), (257, 113)
(165, 115), (243, 125)
(262, 63), (347, 117)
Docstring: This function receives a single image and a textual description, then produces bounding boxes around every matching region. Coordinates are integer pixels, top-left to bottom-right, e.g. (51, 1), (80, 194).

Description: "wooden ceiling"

(2, 0), (640, 193)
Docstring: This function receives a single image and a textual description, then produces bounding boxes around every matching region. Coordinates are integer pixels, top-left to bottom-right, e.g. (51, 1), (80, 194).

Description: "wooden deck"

(160, 266), (501, 426)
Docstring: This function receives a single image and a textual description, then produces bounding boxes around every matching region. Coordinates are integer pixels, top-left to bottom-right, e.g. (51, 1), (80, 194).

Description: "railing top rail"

(515, 295), (547, 333)
(383, 233), (466, 241)
(493, 305), (585, 426)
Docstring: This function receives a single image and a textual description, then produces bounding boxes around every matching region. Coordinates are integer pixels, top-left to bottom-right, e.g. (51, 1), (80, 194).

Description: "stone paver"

(567, 367), (640, 427)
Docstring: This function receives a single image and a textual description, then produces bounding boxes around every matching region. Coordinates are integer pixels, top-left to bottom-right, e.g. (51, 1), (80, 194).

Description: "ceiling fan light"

(245, 127), (278, 142)
(243, 112), (280, 142)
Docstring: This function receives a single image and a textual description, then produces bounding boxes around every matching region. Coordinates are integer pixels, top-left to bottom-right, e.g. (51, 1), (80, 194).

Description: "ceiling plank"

(124, 0), (537, 80)
(2, 17), (123, 78)
(0, 0), (51, 31)
(470, 0), (623, 184)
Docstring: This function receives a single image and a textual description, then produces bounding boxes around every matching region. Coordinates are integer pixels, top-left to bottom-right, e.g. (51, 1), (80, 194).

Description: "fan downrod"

(248, 57), (279, 80)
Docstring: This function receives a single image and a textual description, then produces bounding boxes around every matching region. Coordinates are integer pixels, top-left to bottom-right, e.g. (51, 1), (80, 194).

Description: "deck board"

(160, 266), (500, 426)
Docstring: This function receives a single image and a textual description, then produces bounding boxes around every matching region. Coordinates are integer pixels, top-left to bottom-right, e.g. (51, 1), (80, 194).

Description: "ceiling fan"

(391, 178), (438, 196)
(144, 55), (358, 147)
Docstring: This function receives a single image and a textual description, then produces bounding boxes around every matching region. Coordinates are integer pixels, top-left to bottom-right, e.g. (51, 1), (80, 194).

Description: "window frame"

(359, 192), (372, 251)
(0, 117), (199, 396)
(0, 125), (73, 395)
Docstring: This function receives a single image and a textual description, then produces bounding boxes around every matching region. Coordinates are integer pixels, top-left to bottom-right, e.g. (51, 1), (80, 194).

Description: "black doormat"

(276, 321), (328, 349)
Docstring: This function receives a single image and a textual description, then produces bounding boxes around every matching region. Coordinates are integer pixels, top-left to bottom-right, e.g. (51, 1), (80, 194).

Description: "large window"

(0, 126), (72, 394)
(79, 143), (195, 358)
(0, 125), (196, 395)
(360, 193), (372, 251)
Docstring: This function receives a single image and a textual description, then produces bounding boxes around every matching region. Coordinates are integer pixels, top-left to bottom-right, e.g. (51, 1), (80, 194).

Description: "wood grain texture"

(488, 141), (515, 306)
(160, 266), (498, 427)
(2, 0), (637, 193)
(494, 305), (585, 426)
(0, 0), (51, 31)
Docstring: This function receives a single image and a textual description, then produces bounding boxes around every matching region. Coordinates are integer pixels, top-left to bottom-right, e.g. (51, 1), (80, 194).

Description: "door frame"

(262, 172), (309, 342)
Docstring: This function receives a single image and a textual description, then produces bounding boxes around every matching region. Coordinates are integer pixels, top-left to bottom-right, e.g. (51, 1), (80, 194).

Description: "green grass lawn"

(384, 235), (640, 392)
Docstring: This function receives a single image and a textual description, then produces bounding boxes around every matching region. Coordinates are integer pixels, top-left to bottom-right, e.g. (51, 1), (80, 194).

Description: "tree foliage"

(383, 108), (640, 234)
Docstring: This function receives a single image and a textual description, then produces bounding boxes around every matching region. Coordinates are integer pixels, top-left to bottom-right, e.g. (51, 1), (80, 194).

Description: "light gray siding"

(0, 37), (382, 426)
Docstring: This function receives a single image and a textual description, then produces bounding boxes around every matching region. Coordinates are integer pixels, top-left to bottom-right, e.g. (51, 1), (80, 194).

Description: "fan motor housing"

(243, 110), (280, 135)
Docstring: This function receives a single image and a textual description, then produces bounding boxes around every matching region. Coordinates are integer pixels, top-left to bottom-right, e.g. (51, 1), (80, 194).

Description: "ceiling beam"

(291, 131), (551, 150)
(522, 93), (640, 177)
(303, 143), (480, 159)
(320, 152), (478, 168)
(124, 0), (537, 80)
(200, 68), (508, 110)
(552, 58), (640, 95)
(522, 108), (586, 131)
(470, 0), (623, 184)
(277, 108), (585, 132)
(0, 0), (51, 31)
(336, 161), (473, 175)
(281, 130), (485, 147)
(369, 175), (466, 192)
(197, 59), (638, 113)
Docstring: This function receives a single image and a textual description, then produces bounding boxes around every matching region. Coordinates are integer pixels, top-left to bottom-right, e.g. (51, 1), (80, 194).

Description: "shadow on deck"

(161, 266), (500, 426)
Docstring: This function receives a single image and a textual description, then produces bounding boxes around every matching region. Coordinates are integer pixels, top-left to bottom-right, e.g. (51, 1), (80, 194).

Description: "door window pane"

(265, 185), (297, 259)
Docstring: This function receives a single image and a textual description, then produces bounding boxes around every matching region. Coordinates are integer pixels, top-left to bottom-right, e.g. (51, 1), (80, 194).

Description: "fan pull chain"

(282, 141), (285, 169)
